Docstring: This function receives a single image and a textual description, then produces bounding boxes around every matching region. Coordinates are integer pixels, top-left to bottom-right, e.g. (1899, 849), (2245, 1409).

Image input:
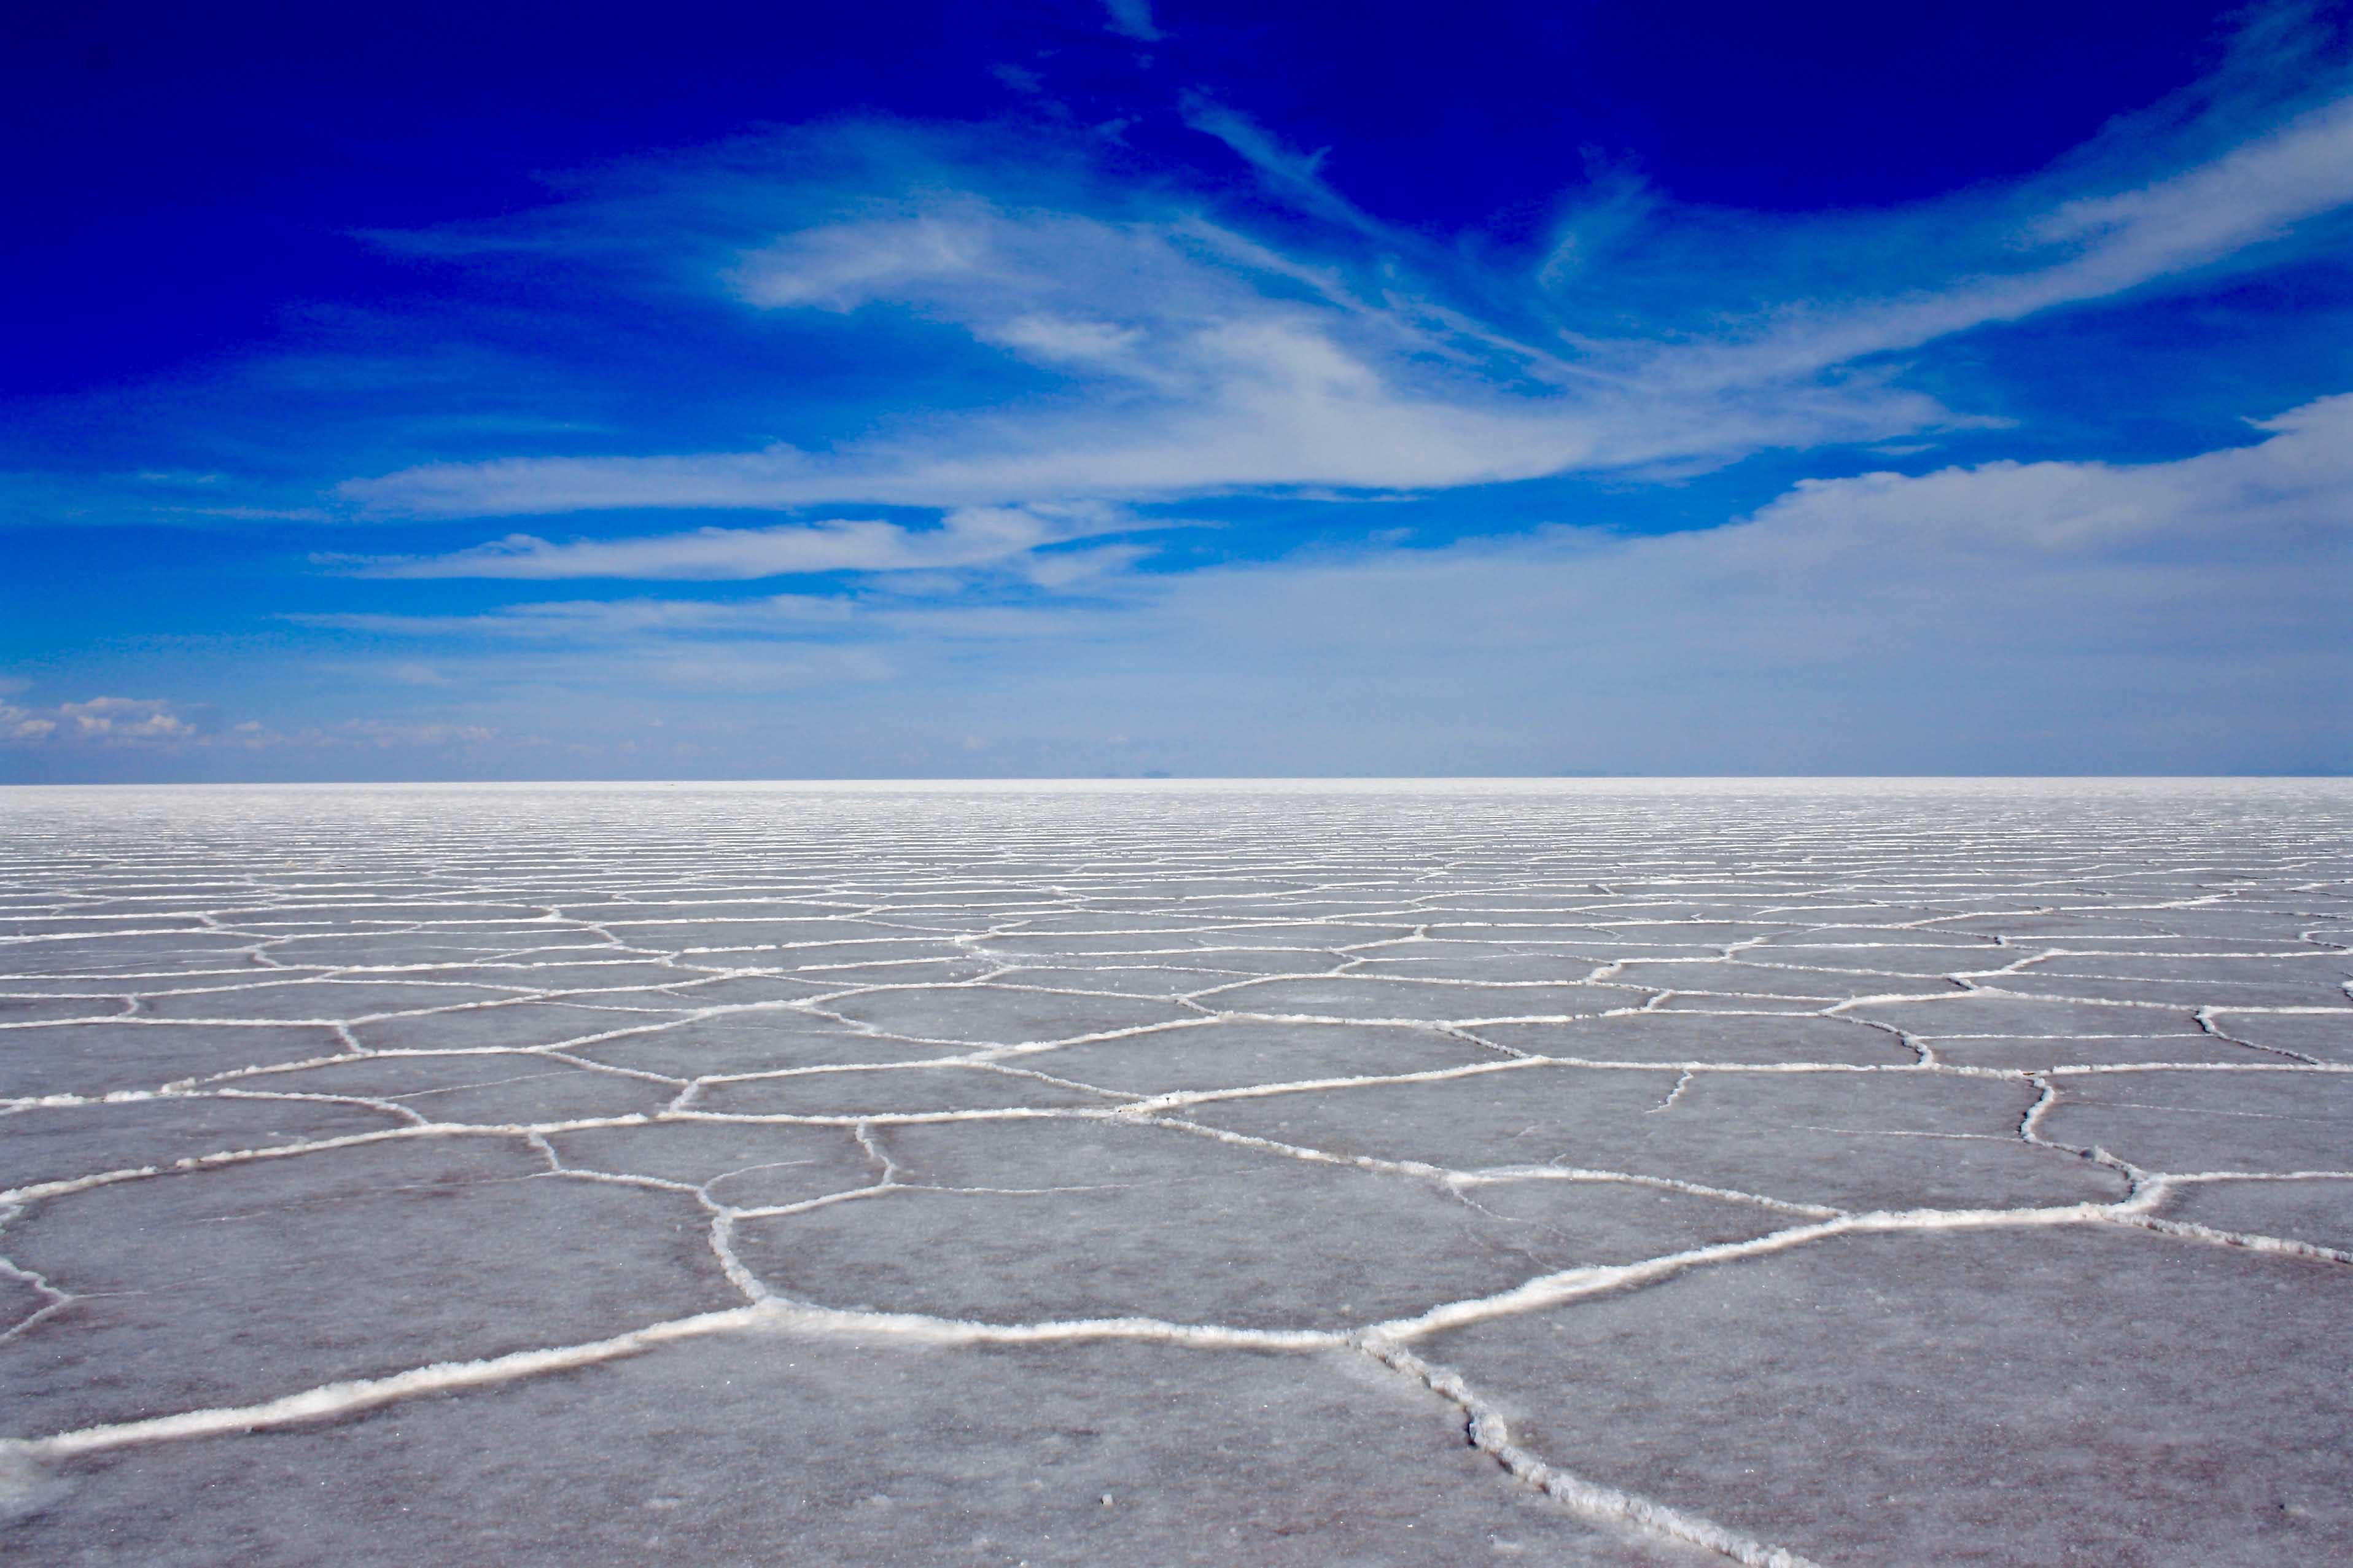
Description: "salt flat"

(1, 780), (2347, 1566)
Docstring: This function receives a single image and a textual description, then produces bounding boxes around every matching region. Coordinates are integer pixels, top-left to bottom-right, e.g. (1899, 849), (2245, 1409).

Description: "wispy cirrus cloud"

(333, 20), (2353, 526)
(1652, 93), (2353, 390)
(1178, 96), (1392, 240)
(291, 595), (853, 638)
(346, 502), (1159, 578)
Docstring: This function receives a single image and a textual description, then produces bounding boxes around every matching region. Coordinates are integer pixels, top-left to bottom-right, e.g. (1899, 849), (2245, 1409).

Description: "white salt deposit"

(1, 780), (2347, 1563)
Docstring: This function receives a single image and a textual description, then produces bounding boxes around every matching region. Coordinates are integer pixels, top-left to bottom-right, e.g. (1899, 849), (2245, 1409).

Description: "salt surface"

(1, 780), (2347, 1565)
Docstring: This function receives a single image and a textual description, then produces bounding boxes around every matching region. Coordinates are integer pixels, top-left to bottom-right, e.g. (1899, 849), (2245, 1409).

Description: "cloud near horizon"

(248, 394), (2353, 775)
(2, 696), (194, 745)
(9, 394), (2346, 777)
(0, 693), (508, 756)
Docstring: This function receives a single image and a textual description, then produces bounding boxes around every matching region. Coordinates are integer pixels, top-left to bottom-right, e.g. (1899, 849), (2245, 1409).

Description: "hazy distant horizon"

(9, 774), (2351, 793)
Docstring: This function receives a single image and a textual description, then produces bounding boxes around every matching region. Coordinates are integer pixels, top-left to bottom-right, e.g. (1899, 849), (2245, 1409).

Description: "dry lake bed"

(1, 779), (2347, 1566)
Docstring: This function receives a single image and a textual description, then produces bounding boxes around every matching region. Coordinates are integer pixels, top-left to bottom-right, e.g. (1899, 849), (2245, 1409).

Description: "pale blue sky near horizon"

(4, 0), (2350, 780)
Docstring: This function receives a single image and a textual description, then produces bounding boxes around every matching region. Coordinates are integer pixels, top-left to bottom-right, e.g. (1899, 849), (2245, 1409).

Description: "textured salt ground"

(1202, 975), (1647, 1022)
(1, 780), (2349, 1567)
(694, 1063), (1121, 1116)
(0, 1096), (402, 1195)
(2208, 1009), (2353, 1062)
(542, 1118), (877, 1201)
(347, 999), (702, 1052)
(2, 1139), (735, 1435)
(132, 980), (529, 1022)
(1188, 1066), (2126, 1213)
(1469, 1012), (1913, 1066)
(0, 998), (133, 1025)
(1429, 1225), (2353, 1568)
(0, 1022), (350, 1098)
(725, 1117), (1790, 1330)
(986, 963), (1251, 995)
(1841, 995), (2213, 1036)
(814, 985), (1200, 1045)
(246, 1053), (679, 1124)
(0, 1337), (1703, 1568)
(2041, 1069), (2353, 1173)
(1020, 1018), (1497, 1093)
(1921, 1033), (2271, 1069)
(2163, 1177), (2353, 1252)
(566, 1011), (966, 1076)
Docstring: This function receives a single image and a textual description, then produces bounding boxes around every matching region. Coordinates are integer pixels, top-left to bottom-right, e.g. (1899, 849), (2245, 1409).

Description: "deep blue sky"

(5, 0), (2350, 779)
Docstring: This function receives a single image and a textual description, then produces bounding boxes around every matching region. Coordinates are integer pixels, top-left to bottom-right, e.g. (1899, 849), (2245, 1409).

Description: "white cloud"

(342, 63), (2353, 522)
(1179, 97), (1384, 238)
(296, 397), (2353, 774)
(976, 313), (1148, 365)
(726, 216), (988, 311)
(623, 645), (895, 691)
(295, 595), (855, 637)
(1668, 95), (2353, 389)
(1732, 395), (2353, 557)
(348, 295), (1955, 518)
(1018, 541), (1153, 589)
(354, 502), (1148, 578)
(1029, 394), (2351, 772)
(60, 698), (187, 739)
(339, 720), (499, 748)
(28, 402), (2330, 775)
(0, 696), (524, 758)
(2, 696), (195, 745)
(1100, 0), (1162, 43)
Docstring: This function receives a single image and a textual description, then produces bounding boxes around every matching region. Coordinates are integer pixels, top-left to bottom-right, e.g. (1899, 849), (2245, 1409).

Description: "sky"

(4, 0), (2350, 781)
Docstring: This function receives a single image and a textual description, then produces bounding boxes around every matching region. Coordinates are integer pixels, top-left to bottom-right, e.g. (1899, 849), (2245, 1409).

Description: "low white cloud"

(295, 595), (855, 637)
(27, 398), (2329, 776)
(336, 720), (499, 748)
(2, 696), (196, 745)
(0, 696), (524, 760)
(354, 502), (1148, 578)
(1732, 395), (2353, 556)
(293, 396), (2353, 774)
(624, 644), (895, 691)
(1028, 394), (2351, 772)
